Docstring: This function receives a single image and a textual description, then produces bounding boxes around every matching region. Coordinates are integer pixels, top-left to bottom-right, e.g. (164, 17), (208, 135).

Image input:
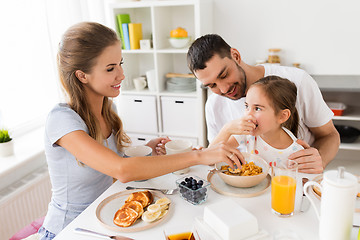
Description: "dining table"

(54, 165), (360, 240)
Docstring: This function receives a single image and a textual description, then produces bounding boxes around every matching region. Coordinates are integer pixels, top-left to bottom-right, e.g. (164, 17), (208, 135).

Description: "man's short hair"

(187, 34), (231, 73)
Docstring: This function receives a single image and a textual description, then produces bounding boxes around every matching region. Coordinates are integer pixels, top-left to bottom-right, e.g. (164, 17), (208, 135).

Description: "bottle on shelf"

(267, 48), (281, 64)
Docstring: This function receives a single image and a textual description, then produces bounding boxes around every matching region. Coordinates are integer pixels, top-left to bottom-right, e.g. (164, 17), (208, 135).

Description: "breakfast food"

(113, 191), (171, 227)
(142, 197), (171, 223)
(178, 176), (208, 205)
(221, 162), (263, 176)
(125, 190), (153, 208)
(120, 200), (144, 219)
(113, 207), (139, 227)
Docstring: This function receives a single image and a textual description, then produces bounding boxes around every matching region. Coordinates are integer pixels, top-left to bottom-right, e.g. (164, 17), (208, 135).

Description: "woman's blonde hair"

(251, 76), (300, 137)
(57, 22), (130, 152)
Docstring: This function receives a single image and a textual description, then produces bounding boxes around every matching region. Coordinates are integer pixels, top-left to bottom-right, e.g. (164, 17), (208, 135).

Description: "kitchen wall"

(211, 0), (360, 75)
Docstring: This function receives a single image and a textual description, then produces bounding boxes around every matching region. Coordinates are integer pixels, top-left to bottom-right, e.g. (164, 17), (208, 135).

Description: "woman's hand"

(199, 142), (246, 169)
(146, 137), (171, 155)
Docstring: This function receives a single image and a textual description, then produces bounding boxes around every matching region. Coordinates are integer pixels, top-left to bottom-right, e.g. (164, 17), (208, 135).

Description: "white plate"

(95, 189), (172, 232)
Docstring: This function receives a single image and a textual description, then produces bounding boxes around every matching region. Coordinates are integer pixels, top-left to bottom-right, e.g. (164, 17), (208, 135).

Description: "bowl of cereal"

(215, 152), (269, 188)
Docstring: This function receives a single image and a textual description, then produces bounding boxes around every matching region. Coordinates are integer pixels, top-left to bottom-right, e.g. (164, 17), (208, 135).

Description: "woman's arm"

(57, 130), (243, 183)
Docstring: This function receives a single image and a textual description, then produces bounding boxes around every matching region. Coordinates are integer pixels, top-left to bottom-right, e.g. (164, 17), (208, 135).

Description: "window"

(0, 0), (105, 136)
(0, 0), (58, 135)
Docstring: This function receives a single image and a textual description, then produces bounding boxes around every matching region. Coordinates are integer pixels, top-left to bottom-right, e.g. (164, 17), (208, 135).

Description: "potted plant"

(0, 129), (14, 157)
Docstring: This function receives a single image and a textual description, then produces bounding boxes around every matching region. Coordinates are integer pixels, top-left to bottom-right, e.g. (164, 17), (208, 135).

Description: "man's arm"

(289, 120), (340, 173)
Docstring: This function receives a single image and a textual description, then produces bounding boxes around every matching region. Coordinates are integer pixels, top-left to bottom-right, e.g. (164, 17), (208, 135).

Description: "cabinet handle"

(134, 99), (142, 103)
(137, 138), (146, 141)
(175, 101), (184, 104)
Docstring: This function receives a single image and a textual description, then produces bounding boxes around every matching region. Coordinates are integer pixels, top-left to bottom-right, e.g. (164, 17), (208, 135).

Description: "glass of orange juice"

(271, 159), (298, 217)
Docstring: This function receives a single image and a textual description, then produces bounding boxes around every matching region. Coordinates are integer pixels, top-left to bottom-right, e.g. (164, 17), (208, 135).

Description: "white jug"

(304, 167), (358, 240)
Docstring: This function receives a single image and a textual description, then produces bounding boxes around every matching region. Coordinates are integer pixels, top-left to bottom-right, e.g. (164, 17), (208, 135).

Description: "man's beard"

(223, 64), (247, 101)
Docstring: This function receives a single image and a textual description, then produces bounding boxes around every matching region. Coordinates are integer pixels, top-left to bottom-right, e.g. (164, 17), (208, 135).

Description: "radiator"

(0, 165), (51, 240)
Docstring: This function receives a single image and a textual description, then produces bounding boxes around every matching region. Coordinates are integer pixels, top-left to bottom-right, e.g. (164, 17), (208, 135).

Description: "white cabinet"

(161, 96), (198, 136)
(105, 0), (212, 146)
(314, 75), (360, 158)
(117, 95), (158, 134)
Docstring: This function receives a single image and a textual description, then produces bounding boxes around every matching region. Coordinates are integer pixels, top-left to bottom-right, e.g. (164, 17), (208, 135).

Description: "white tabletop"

(54, 165), (360, 240)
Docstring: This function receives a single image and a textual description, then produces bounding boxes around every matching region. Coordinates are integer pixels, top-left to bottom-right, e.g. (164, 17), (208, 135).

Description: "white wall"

(211, 0), (360, 75)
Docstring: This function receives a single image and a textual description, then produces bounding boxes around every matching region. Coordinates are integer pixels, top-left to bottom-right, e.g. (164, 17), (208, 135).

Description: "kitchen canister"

(304, 167), (358, 240)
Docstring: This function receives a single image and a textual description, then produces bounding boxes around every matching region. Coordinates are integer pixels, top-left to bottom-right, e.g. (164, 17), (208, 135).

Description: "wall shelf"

(105, 0), (212, 146)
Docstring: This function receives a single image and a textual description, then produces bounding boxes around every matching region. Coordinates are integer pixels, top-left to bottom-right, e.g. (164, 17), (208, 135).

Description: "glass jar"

(268, 48), (281, 64)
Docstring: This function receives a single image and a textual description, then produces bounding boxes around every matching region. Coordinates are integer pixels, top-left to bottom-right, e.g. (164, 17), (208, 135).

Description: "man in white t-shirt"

(187, 34), (340, 173)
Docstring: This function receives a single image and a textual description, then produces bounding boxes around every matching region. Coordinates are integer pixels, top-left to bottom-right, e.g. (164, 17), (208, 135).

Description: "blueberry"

(198, 180), (203, 186)
(185, 177), (190, 182)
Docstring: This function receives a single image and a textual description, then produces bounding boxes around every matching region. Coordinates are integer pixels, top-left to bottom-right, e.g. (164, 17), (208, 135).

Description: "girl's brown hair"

(251, 76), (300, 137)
(57, 22), (130, 152)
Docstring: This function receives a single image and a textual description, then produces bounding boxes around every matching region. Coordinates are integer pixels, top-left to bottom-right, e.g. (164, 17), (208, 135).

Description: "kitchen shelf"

(313, 75), (360, 92)
(333, 107), (360, 121)
(339, 139), (360, 151)
(104, 0), (212, 146)
(317, 75), (360, 152)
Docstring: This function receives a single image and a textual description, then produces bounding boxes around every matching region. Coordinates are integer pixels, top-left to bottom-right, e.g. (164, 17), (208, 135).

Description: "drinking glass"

(271, 159), (298, 217)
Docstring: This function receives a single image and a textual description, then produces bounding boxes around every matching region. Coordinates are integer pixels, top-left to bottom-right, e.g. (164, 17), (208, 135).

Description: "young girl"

(38, 22), (242, 240)
(210, 75), (304, 166)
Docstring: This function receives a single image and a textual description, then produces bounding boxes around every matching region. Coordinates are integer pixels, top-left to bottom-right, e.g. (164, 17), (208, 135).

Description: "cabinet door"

(126, 133), (159, 146)
(161, 96), (198, 136)
(117, 95), (158, 134)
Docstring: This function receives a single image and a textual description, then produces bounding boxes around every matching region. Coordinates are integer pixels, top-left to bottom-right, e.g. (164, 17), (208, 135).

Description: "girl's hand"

(146, 137), (171, 155)
(224, 115), (257, 136)
(199, 142), (246, 169)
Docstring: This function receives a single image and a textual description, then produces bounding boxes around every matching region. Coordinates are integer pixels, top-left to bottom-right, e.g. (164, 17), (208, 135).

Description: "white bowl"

(169, 37), (191, 48)
(215, 152), (269, 188)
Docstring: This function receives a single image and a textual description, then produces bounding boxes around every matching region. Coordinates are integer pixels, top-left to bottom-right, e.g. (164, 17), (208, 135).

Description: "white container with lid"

(304, 167), (358, 240)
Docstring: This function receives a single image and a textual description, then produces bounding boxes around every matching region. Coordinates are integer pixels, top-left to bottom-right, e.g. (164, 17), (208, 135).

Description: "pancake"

(120, 200), (144, 219)
(113, 207), (138, 227)
(125, 191), (153, 208)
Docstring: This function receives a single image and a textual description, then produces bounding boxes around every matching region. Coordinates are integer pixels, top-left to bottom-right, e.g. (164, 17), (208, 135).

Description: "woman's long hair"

(251, 76), (300, 137)
(57, 22), (130, 152)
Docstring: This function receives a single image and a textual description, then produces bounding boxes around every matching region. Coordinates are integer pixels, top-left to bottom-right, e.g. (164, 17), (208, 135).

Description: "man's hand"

(288, 139), (324, 174)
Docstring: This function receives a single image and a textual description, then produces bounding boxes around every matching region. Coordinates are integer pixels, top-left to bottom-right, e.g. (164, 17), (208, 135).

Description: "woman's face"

(245, 85), (282, 136)
(84, 41), (125, 99)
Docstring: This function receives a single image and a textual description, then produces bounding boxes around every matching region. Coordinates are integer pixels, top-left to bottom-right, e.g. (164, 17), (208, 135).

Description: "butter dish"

(194, 217), (269, 240)
(203, 199), (259, 240)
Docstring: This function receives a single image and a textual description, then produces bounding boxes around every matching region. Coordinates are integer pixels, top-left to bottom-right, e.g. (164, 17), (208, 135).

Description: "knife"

(300, 177), (311, 212)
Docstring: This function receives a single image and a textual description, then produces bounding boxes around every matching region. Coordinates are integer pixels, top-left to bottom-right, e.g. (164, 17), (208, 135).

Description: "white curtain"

(0, 0), (105, 136)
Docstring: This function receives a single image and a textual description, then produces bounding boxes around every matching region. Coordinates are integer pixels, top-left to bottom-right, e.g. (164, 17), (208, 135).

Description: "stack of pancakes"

(113, 191), (153, 227)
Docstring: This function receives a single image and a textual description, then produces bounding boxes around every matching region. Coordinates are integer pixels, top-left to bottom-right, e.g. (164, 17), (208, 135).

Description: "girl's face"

(245, 85), (283, 136)
(83, 41), (125, 99)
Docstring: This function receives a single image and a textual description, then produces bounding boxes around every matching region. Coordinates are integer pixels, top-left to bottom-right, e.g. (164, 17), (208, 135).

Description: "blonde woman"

(38, 22), (242, 240)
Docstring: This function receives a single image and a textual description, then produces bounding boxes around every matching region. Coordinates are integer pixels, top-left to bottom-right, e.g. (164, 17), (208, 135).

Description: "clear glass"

(271, 159), (298, 217)
(176, 175), (210, 205)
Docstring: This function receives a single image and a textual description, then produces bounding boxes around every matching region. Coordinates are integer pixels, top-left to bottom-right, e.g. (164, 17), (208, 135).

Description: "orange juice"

(271, 175), (296, 215)
(167, 232), (194, 240)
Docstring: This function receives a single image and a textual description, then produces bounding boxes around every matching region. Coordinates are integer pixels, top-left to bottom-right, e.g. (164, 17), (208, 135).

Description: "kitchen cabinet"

(104, 0), (212, 147)
(314, 75), (360, 161)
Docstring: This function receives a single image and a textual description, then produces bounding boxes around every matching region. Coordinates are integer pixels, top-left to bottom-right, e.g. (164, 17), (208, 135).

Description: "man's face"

(193, 54), (247, 100)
